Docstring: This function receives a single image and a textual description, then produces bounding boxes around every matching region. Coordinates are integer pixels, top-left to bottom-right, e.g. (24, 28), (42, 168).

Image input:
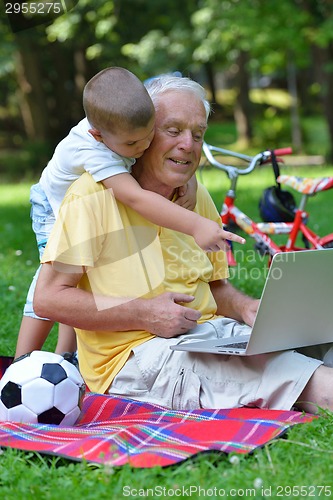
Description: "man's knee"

(296, 365), (333, 414)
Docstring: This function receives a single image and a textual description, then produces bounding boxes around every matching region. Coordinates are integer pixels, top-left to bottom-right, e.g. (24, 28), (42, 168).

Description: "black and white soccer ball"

(0, 351), (86, 426)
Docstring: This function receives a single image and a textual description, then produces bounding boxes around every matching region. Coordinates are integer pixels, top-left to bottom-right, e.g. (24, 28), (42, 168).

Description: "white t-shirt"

(39, 117), (135, 216)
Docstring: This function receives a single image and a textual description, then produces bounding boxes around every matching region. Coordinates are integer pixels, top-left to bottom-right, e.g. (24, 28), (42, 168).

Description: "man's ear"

(88, 128), (103, 142)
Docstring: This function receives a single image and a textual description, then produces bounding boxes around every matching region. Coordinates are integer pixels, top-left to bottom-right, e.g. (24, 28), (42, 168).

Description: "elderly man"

(34, 74), (333, 414)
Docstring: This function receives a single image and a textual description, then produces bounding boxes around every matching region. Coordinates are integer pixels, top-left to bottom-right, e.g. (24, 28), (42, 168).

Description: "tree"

(191, 0), (333, 156)
(3, 0), (198, 153)
(2, 0), (333, 162)
(298, 0), (333, 160)
(190, 0), (308, 148)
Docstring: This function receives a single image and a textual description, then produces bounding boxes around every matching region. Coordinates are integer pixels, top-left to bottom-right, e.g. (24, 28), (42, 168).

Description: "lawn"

(1, 162), (333, 498)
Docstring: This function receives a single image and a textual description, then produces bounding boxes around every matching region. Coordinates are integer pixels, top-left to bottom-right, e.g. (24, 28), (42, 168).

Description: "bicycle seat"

(277, 175), (333, 194)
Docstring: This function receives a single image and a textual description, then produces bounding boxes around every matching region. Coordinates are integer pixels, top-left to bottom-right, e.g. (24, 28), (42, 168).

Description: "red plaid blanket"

(0, 356), (313, 468)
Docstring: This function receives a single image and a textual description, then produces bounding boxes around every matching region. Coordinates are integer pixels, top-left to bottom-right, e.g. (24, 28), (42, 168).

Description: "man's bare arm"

(210, 279), (259, 327)
(34, 262), (201, 337)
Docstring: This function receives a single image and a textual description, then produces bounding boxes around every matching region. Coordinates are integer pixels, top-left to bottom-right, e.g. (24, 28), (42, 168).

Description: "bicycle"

(201, 142), (333, 266)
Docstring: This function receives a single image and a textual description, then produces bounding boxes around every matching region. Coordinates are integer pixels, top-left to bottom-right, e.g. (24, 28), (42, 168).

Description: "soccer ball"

(0, 351), (86, 426)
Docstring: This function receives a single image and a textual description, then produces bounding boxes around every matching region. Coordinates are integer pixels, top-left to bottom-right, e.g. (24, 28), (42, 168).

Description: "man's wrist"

(124, 297), (150, 330)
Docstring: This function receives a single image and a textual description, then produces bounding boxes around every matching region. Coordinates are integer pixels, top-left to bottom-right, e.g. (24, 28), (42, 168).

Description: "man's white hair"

(145, 74), (211, 120)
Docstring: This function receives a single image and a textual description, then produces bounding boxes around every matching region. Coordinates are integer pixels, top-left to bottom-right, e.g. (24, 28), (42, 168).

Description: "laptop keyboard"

(216, 341), (248, 350)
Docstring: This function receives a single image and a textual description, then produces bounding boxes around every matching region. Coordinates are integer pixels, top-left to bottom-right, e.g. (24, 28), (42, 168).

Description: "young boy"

(15, 67), (245, 359)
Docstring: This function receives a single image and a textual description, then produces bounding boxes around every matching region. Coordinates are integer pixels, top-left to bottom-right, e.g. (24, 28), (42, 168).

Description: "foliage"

(2, 0), (333, 166)
(192, 0), (309, 68)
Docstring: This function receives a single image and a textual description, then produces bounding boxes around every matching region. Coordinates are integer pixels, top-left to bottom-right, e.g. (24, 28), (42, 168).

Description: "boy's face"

(98, 117), (155, 159)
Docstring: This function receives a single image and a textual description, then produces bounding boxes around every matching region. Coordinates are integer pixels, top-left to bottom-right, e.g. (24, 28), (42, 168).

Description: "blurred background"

(1, 0), (333, 181)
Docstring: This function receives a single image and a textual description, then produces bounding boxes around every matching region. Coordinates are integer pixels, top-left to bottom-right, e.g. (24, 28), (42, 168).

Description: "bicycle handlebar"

(202, 142), (293, 178)
(273, 147), (293, 156)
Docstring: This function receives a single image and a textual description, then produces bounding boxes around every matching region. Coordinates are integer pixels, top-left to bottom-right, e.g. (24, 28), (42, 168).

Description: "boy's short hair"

(83, 67), (155, 133)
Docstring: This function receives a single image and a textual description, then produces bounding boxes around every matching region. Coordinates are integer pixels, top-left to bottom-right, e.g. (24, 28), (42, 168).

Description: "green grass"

(1, 173), (333, 498)
(0, 183), (59, 354)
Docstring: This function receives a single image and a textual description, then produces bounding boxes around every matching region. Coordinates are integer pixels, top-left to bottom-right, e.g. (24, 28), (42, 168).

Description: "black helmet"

(259, 186), (296, 222)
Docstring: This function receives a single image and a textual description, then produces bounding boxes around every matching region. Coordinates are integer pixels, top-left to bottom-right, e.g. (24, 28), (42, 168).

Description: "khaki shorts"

(108, 318), (328, 411)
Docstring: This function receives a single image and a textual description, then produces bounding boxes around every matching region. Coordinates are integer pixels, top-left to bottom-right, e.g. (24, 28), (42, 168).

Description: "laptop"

(170, 249), (333, 356)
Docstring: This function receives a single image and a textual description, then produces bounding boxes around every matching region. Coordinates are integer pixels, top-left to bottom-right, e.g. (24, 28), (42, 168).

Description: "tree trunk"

(14, 34), (94, 147)
(287, 58), (302, 152)
(204, 62), (218, 106)
(234, 50), (253, 146)
(14, 32), (50, 142)
(47, 43), (86, 144)
(322, 42), (333, 162)
(312, 43), (333, 161)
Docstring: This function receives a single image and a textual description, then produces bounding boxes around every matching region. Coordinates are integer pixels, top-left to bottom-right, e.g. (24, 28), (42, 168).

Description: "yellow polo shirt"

(42, 173), (228, 393)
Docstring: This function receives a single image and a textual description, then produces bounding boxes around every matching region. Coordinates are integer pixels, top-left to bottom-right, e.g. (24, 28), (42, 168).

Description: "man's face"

(138, 90), (207, 192)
